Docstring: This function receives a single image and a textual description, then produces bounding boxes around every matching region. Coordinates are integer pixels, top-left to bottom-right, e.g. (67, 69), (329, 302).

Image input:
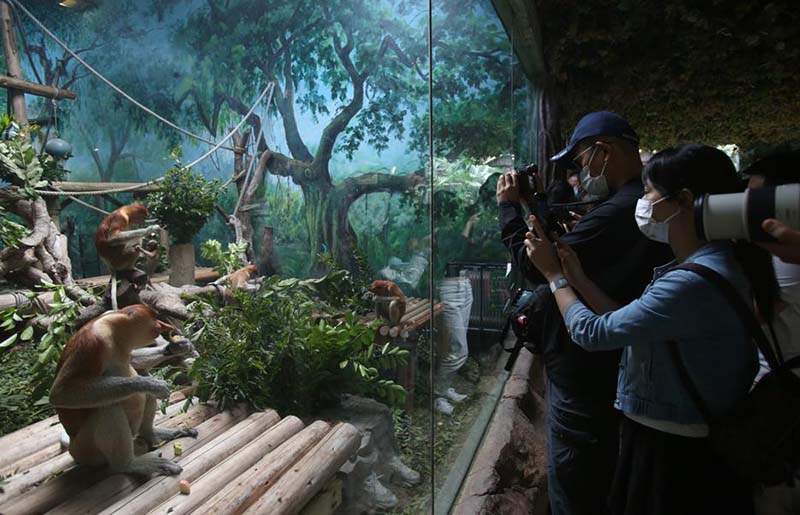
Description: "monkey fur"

(95, 203), (161, 310)
(50, 304), (197, 477)
(370, 280), (407, 325)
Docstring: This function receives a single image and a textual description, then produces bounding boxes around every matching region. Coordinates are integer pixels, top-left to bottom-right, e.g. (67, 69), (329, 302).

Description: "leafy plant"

(186, 274), (408, 415)
(0, 205), (29, 248)
(146, 167), (221, 244)
(200, 239), (248, 275)
(0, 115), (66, 196)
(0, 282), (81, 403)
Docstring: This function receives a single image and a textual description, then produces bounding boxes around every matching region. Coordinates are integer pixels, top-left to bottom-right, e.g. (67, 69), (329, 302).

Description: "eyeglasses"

(572, 145), (596, 168)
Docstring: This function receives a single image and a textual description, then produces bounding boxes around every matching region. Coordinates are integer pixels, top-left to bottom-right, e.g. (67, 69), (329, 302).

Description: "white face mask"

(635, 196), (680, 243)
(577, 147), (609, 198)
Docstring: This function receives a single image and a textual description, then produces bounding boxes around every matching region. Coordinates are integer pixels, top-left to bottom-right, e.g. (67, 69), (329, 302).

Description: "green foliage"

(0, 205), (29, 248)
(0, 282), (82, 404)
(186, 274), (408, 415)
(538, 0), (800, 148)
(200, 239), (248, 275)
(0, 343), (54, 437)
(146, 167), (221, 244)
(0, 116), (65, 197)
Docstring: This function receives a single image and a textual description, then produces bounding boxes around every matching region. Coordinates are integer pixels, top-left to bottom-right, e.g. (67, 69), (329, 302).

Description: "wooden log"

(0, 415), (59, 472)
(194, 420), (332, 515)
(0, 3), (28, 127)
(49, 181), (161, 193)
(0, 399), (188, 483)
(0, 401), (204, 506)
(0, 405), (243, 515)
(146, 415), (305, 515)
(298, 478), (343, 515)
(401, 300), (429, 321)
(48, 408), (247, 515)
(0, 76), (77, 101)
(242, 422), (361, 515)
(97, 411), (282, 515)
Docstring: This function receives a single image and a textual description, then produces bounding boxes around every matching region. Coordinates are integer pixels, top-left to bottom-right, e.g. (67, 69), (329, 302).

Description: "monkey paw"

(147, 378), (172, 399)
(142, 426), (198, 449)
(164, 338), (194, 357)
(123, 454), (182, 477)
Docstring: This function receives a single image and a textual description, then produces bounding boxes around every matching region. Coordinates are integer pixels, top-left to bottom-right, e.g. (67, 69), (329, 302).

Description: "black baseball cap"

(550, 111), (639, 163)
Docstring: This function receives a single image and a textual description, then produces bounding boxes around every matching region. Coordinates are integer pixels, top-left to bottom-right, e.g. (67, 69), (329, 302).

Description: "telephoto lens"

(695, 183), (800, 241)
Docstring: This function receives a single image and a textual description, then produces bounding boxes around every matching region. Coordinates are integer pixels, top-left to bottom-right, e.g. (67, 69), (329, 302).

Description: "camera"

(514, 164), (539, 205)
(501, 285), (550, 370)
(694, 183), (800, 241)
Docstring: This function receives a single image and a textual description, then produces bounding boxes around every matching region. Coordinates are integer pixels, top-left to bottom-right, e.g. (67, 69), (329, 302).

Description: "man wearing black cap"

(497, 111), (672, 515)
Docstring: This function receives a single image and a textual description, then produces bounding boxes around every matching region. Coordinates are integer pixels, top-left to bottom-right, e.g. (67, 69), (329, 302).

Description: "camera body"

(695, 183), (800, 241)
(501, 285), (552, 370)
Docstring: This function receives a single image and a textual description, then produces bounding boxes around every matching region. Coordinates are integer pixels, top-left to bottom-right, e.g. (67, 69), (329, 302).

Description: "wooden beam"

(0, 3), (28, 127)
(49, 181), (162, 193)
(0, 74), (77, 100)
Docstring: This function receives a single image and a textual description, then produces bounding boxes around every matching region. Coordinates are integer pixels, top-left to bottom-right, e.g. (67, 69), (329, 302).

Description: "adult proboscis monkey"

(50, 304), (197, 476)
(95, 203), (161, 310)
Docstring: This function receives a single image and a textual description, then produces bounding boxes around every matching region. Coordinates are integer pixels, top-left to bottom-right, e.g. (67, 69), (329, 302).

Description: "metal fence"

(444, 261), (513, 342)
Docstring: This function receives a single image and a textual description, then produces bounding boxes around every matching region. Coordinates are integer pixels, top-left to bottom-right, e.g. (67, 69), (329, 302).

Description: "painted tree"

(168, 0), (515, 268)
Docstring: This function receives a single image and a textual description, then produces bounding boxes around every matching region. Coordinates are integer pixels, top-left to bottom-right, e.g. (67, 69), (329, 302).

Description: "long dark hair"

(643, 144), (779, 322)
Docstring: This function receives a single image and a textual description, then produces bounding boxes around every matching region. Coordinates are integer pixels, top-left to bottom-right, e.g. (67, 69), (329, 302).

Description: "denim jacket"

(564, 241), (759, 424)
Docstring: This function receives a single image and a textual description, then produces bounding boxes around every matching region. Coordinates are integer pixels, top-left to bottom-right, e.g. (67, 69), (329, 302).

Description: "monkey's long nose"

(155, 320), (176, 334)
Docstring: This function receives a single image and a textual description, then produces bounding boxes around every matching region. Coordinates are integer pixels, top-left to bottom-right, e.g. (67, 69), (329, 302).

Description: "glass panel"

(430, 2), (540, 513)
(3, 1), (434, 513)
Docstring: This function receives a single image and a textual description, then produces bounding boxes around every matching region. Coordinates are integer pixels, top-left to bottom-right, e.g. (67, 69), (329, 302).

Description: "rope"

(35, 82), (275, 197)
(183, 82), (274, 171)
(233, 97), (269, 217)
(53, 185), (111, 215)
(35, 179), (163, 196)
(8, 0), (236, 151)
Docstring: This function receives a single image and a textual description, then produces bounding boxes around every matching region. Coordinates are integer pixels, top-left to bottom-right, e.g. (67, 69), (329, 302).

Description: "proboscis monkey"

(95, 203), (161, 310)
(212, 264), (258, 289)
(50, 304), (197, 476)
(370, 280), (407, 324)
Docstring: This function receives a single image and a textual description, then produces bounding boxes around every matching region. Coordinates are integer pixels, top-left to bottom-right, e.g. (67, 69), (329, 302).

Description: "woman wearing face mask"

(525, 144), (778, 515)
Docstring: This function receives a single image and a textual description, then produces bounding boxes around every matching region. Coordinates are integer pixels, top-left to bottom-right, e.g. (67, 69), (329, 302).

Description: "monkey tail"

(110, 270), (118, 311)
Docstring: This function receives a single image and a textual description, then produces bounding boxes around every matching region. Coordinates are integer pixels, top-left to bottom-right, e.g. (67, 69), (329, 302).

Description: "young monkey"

(370, 280), (407, 324)
(50, 304), (197, 476)
(95, 203), (161, 310)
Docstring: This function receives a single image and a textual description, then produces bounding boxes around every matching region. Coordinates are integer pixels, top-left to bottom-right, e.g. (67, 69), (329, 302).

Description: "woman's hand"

(524, 215), (563, 281)
(555, 237), (588, 288)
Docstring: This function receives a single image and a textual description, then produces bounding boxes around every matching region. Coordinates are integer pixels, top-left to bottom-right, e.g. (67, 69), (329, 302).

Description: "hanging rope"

(52, 185), (111, 215)
(233, 96), (270, 217)
(8, 0), (236, 151)
(35, 82), (275, 197)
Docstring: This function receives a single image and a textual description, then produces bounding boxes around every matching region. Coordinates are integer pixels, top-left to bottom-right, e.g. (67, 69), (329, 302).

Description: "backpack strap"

(666, 262), (782, 422)
(675, 262), (781, 370)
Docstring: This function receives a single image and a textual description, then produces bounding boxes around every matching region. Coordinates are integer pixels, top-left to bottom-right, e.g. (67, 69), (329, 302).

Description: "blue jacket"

(564, 241), (759, 424)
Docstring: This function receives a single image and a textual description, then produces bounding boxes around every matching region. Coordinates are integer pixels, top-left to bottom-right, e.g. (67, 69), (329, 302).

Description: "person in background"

(497, 111), (672, 515)
(568, 171), (583, 200)
(746, 150), (800, 515)
(526, 144), (778, 515)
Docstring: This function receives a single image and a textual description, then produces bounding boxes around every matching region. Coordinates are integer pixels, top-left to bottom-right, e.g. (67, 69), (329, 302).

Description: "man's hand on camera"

(496, 172), (521, 205)
(524, 215), (562, 281)
(758, 219), (800, 264)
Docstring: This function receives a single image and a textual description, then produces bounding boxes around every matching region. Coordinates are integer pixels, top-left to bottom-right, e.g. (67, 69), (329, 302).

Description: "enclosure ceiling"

(491, 0), (546, 84)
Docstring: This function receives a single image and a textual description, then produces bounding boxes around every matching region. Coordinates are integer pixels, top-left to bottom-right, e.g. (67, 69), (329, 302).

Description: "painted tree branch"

(313, 29), (365, 171)
(341, 171), (426, 204)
